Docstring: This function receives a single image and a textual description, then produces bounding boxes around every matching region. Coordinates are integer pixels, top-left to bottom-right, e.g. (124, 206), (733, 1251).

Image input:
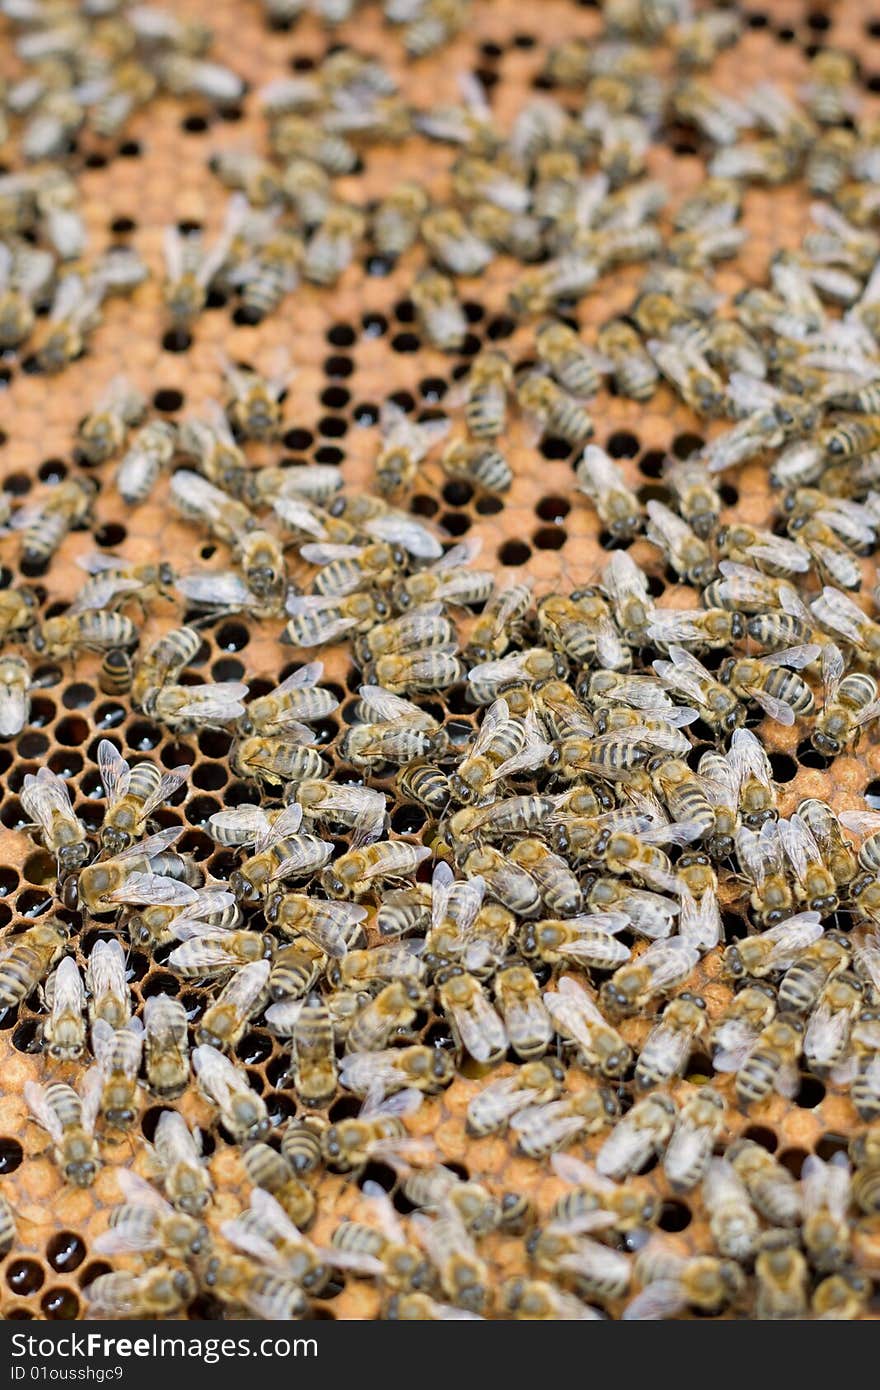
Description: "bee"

(447, 349), (512, 439)
(223, 805), (330, 905)
(543, 975), (633, 1080)
(168, 471), (257, 550)
(221, 1189), (351, 1291)
(264, 938), (324, 1004)
(83, 1263), (196, 1320)
(340, 1046), (455, 1100)
(509, 839), (583, 918)
(24, 1076), (101, 1187)
(98, 741), (190, 856)
(302, 203), (365, 286)
(538, 591), (630, 671)
(41, 956), (86, 1061)
(196, 956), (272, 1051)
(284, 592), (389, 649)
(519, 910), (631, 973)
(710, 983), (778, 1075)
(469, 648), (571, 706)
(77, 377), (146, 465)
(715, 521), (810, 578)
(653, 644), (744, 733)
(450, 699), (550, 804)
(511, 1083), (620, 1160)
(93, 1170), (207, 1265)
(221, 354), (292, 442)
(91, 1018), (144, 1129)
(142, 994), (189, 1101)
(549, 1152), (660, 1241)
(30, 608), (138, 663)
(193, 1044), (270, 1143)
(725, 907), (825, 983)
(647, 337), (727, 417)
(812, 1273), (871, 1320)
(148, 1111), (212, 1217)
(345, 980), (430, 1055)
(230, 734), (325, 787)
(127, 885), (240, 954)
(500, 1278), (603, 1321)
(753, 1243), (809, 1321)
(400, 1163), (517, 1237)
(34, 274), (103, 374)
(596, 551), (655, 648)
(67, 827), (198, 917)
(321, 823), (431, 898)
(394, 537), (494, 611)
(596, 318), (658, 401)
(634, 993), (709, 1090)
(20, 766), (89, 876)
(241, 1139), (316, 1232)
(599, 939), (701, 1020)
(410, 1205), (490, 1316)
(199, 1251), (308, 1320)
(527, 1211), (632, 1305)
(439, 439), (513, 496)
(434, 965), (505, 1064)
(662, 1088), (726, 1192)
(265, 892), (367, 960)
(650, 758), (716, 843)
(518, 372), (594, 447)
(369, 644), (463, 696)
(733, 1017), (806, 1110)
(805, 48), (859, 126)
(0, 240), (50, 347)
(0, 588), (39, 646)
(71, 554), (176, 619)
(466, 1059), (565, 1137)
(490, 961), (550, 1060)
(813, 646), (880, 757)
(466, 583), (532, 664)
(535, 320), (609, 399)
(333, 1182), (432, 1293)
(283, 991), (337, 1107)
(624, 1244), (743, 1320)
(721, 647), (820, 726)
(12, 475), (97, 570)
(321, 1087), (434, 1173)
(411, 269), (467, 351)
(805, 972), (863, 1074)
(661, 455), (722, 541)
(597, 818), (699, 894)
(0, 919), (68, 1010)
(595, 1093), (677, 1181)
(373, 400), (451, 500)
(371, 181), (429, 260)
(83, 939), (130, 1033)
(699, 1159), (760, 1262)
(777, 813), (839, 915)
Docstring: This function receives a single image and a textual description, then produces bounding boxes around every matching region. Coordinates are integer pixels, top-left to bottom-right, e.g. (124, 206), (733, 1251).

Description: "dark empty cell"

(777, 1147), (809, 1178)
(815, 1133), (850, 1160)
(0, 566), (11, 588)
(182, 114), (209, 133)
(54, 714), (89, 747)
(391, 804), (427, 835)
(17, 731), (48, 759)
(193, 762), (227, 792)
(807, 9), (830, 28)
(37, 458), (66, 483)
(671, 432), (704, 459)
(264, 1093), (296, 1127)
(11, 1019), (40, 1052)
(4, 472), (31, 496)
(0, 800), (25, 831)
(47, 1233), (86, 1274)
(366, 255), (394, 277)
(796, 1076), (825, 1108)
(480, 39), (503, 58)
(140, 1106), (173, 1143)
(459, 333), (482, 357)
(777, 26), (796, 41)
(153, 388), (184, 413)
(94, 701), (125, 729)
(218, 104), (243, 122)
(535, 495), (571, 523)
(410, 494), (439, 518)
(318, 415), (348, 439)
(327, 323), (356, 347)
(362, 313), (387, 338)
(185, 795), (221, 828)
(324, 354), (354, 378)
(110, 216), (136, 235)
(140, 973), (180, 1000)
(84, 152), (108, 168)
(162, 742), (196, 769)
(719, 484), (738, 506)
(868, 73), (880, 93)
(236, 1032), (273, 1067)
(7, 1260), (44, 1295)
(638, 450), (665, 479)
(321, 386), (350, 410)
(62, 682), (94, 710)
(0, 1136), (22, 1172)
(394, 299), (416, 323)
(94, 523), (126, 548)
(741, 1124), (777, 1152)
(599, 531), (634, 551)
(540, 436), (573, 460)
(178, 829), (213, 861)
(205, 289), (227, 309)
(215, 621), (249, 653)
(199, 545), (216, 562)
(769, 752), (797, 782)
(638, 483), (672, 506)
(212, 658), (245, 684)
(7, 762), (36, 794)
(533, 526), (566, 551)
(607, 430), (640, 459)
(443, 480), (474, 507)
(126, 720), (161, 751)
(419, 377), (448, 405)
(391, 332), (420, 354)
(498, 540), (531, 566)
(388, 390), (415, 413)
(440, 512), (471, 537)
(162, 329), (193, 353)
(658, 1200), (692, 1233)
(199, 729), (232, 759)
(315, 445), (344, 466)
(118, 140), (142, 156)
(233, 305), (263, 327)
(463, 301), (486, 325)
(0, 746), (11, 772)
(474, 495), (503, 517)
(23, 850), (56, 886)
(41, 1289), (80, 1320)
(78, 802), (103, 833)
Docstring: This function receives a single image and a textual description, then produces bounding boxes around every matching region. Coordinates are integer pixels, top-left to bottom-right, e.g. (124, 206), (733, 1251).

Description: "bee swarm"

(1, 0), (880, 1324)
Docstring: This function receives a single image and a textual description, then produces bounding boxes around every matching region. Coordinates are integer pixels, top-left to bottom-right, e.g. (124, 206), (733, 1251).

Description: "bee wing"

(192, 1044), (233, 1103)
(68, 575), (145, 614)
(270, 838), (334, 881)
(20, 766), (76, 832)
(299, 542), (363, 566)
(298, 903), (368, 961)
(24, 1081), (64, 1144)
(273, 497), (330, 539)
(760, 644), (822, 671)
(176, 572), (258, 610)
(97, 740), (131, 807)
(50, 955), (85, 1016)
(774, 1061), (800, 1101)
(468, 646), (536, 684)
(468, 696), (511, 758)
(622, 1281), (686, 1321)
(86, 937), (126, 995)
(106, 873), (199, 907)
(550, 1152), (615, 1192)
(555, 973), (606, 1020)
(618, 889), (678, 941)
(78, 1066), (104, 1134)
(851, 928), (880, 993)
(209, 806), (275, 846)
(811, 586), (868, 643)
(92, 1220), (160, 1257)
(679, 884), (721, 952)
(165, 681), (249, 722)
(777, 813), (820, 883)
(745, 535), (812, 573)
(428, 537), (482, 573)
(109, 826), (185, 864)
(163, 225), (185, 280)
(712, 1022), (761, 1073)
(220, 1218), (284, 1268)
(449, 991), (507, 1063)
(640, 1019), (694, 1079)
(729, 726), (773, 793)
(357, 685), (430, 725)
(139, 766), (190, 821)
(490, 717), (552, 781)
(805, 1001), (852, 1068)
(816, 504), (876, 547)
(642, 938), (701, 989)
(747, 687), (796, 725)
(115, 1168), (173, 1215)
(821, 643), (845, 704)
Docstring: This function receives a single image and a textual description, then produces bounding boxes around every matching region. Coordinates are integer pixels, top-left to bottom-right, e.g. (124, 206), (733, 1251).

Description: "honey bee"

(439, 439), (513, 496)
(224, 804), (333, 905)
(715, 521), (810, 578)
(127, 885), (240, 953)
(333, 1181), (433, 1292)
(435, 965), (506, 1064)
(520, 911), (631, 972)
(725, 907), (825, 983)
(284, 591), (389, 649)
(733, 1016), (806, 1110)
(169, 470), (257, 548)
(77, 376), (146, 465)
(597, 550), (655, 647)
(847, 1007), (880, 1120)
(805, 972), (863, 1074)
(596, 318), (659, 401)
(812, 1273), (871, 1320)
(369, 644), (464, 696)
(535, 320), (609, 399)
(373, 400), (451, 500)
(0, 587), (39, 646)
(662, 1088), (726, 1192)
(527, 1211), (631, 1305)
(193, 1044), (270, 1143)
(71, 554), (176, 619)
(283, 991), (337, 1107)
(141, 994), (189, 1101)
(465, 583), (532, 664)
(149, 1111), (212, 1217)
(200, 1250), (308, 1320)
(393, 537), (494, 611)
(12, 475), (97, 570)
(449, 698), (550, 804)
(345, 980), (430, 1055)
(230, 733), (325, 786)
(511, 1086), (620, 1159)
(321, 1086), (434, 1173)
(91, 1017), (144, 1129)
(84, 938), (131, 1033)
(98, 741), (190, 855)
(753, 1242), (809, 1320)
(221, 354), (293, 442)
(321, 826), (431, 899)
(410, 1205), (490, 1316)
(538, 590), (630, 671)
(466, 1059), (565, 1137)
(624, 1243), (743, 1320)
(600, 939), (701, 1019)
(596, 1093), (677, 1181)
(500, 1278), (603, 1321)
(68, 827), (198, 916)
(813, 644), (880, 755)
(508, 839), (583, 917)
(635, 993), (709, 1090)
(34, 274), (104, 374)
(302, 203), (366, 286)
(543, 975), (632, 1080)
(30, 608), (138, 663)
(0, 919), (68, 1010)
(340, 1046), (455, 1100)
(24, 1076), (101, 1187)
(469, 647), (571, 706)
(653, 644), (744, 733)
(508, 253), (598, 319)
(777, 813), (839, 915)
(518, 371), (594, 447)
(370, 181), (429, 260)
(265, 892), (367, 959)
(490, 961), (550, 1060)
(650, 758), (716, 843)
(711, 982), (778, 1076)
(84, 1264), (196, 1320)
(661, 455), (722, 541)
(410, 269), (467, 351)
(20, 766), (89, 876)
(92, 1169), (207, 1266)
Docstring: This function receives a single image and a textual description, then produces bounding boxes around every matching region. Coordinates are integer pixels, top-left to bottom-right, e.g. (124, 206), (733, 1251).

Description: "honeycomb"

(0, 0), (879, 1322)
